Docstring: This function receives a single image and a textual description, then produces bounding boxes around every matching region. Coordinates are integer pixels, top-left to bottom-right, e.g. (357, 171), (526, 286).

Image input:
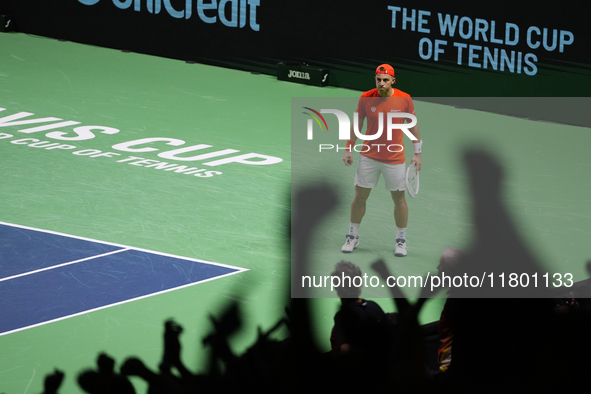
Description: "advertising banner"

(2, 0), (590, 96)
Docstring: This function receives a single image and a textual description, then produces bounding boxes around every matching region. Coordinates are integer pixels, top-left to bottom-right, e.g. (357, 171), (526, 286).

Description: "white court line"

(0, 269), (245, 337)
(0, 220), (246, 270)
(0, 220), (250, 336)
(0, 248), (130, 283)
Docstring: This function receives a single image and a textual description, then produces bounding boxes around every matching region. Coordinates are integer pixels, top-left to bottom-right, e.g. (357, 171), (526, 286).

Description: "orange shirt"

(356, 88), (416, 164)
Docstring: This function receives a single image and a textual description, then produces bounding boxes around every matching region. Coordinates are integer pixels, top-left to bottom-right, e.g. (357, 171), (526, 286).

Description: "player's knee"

(353, 188), (371, 204)
(352, 195), (368, 206)
(390, 191), (406, 204)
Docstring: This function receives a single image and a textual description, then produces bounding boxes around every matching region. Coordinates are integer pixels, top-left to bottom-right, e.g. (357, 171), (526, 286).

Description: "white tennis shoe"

(394, 238), (407, 257)
(341, 234), (359, 253)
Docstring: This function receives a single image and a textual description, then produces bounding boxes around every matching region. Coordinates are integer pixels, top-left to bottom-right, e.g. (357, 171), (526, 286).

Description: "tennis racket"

(405, 162), (419, 198)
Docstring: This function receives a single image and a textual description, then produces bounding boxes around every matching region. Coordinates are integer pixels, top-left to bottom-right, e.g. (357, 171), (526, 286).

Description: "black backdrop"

(2, 0), (590, 96)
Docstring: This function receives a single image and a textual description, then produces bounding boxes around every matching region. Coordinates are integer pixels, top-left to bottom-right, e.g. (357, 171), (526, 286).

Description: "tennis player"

(341, 64), (422, 257)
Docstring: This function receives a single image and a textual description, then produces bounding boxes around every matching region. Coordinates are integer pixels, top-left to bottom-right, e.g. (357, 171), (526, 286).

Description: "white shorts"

(354, 154), (406, 191)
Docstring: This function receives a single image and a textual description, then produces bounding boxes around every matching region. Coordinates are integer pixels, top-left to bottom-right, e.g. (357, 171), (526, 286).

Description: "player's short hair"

(331, 261), (362, 299)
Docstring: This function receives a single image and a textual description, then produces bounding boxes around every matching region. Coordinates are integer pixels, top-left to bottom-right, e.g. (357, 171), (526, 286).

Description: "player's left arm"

(409, 124), (422, 172)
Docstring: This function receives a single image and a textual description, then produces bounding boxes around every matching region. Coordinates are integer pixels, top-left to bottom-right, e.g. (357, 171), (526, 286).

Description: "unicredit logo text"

(78, 0), (260, 31)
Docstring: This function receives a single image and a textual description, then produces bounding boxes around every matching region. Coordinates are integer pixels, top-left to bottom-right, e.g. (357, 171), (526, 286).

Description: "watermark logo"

(302, 107), (329, 139)
(302, 106), (417, 153)
(304, 107), (417, 141)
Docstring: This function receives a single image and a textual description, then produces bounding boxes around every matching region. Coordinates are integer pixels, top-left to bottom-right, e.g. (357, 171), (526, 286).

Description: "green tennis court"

(1, 33), (590, 393)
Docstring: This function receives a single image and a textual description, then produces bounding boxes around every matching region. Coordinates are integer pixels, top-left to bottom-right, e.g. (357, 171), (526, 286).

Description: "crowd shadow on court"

(37, 148), (591, 393)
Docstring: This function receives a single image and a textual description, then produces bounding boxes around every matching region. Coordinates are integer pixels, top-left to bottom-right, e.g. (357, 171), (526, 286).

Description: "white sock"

(349, 223), (360, 237)
(396, 227), (406, 240)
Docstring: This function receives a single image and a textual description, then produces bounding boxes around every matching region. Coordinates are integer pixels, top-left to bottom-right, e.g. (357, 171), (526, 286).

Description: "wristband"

(413, 140), (422, 154)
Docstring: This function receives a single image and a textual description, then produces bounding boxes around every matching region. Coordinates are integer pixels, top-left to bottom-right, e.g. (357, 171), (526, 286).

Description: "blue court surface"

(0, 222), (247, 336)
